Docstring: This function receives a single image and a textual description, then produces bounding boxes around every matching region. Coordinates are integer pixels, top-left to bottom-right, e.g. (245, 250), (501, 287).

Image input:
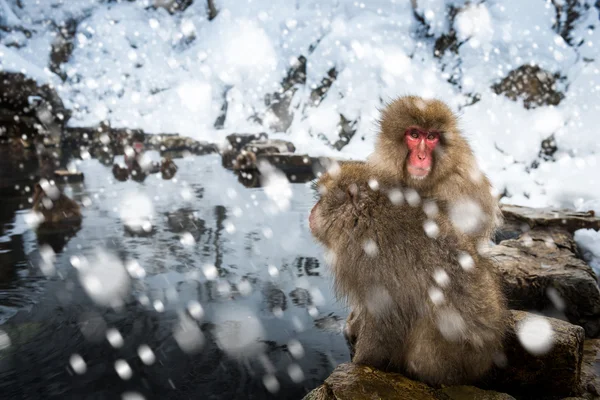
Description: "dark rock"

(207, 0), (218, 20)
(53, 169), (84, 184)
(252, 154), (324, 174)
(332, 114), (359, 151)
(233, 139), (296, 170)
(49, 18), (77, 80)
(145, 134), (218, 156)
(243, 139), (296, 155)
(551, 0), (590, 46)
(434, 32), (459, 58)
(491, 65), (566, 109)
(310, 67), (337, 106)
(258, 55), (307, 132)
(0, 72), (71, 141)
(540, 134), (558, 160)
(213, 85), (232, 129)
(486, 311), (585, 397)
(63, 125), (144, 154)
(489, 228), (600, 337)
(263, 89), (296, 132)
(500, 204), (600, 233)
(224, 133), (269, 153)
(0, 111), (40, 143)
(432, 5), (461, 58)
(493, 219), (526, 244)
(153, 0), (193, 13)
(63, 127), (217, 159)
(282, 56), (307, 92)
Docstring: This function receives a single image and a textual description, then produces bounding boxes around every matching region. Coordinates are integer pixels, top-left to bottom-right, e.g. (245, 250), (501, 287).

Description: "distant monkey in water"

(309, 162), (507, 386)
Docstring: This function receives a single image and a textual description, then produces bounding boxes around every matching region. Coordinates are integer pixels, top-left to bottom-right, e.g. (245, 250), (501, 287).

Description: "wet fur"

(312, 162), (507, 386)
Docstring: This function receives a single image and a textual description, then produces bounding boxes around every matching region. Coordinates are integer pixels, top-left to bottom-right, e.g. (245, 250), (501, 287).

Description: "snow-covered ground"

(1, 1), (600, 212)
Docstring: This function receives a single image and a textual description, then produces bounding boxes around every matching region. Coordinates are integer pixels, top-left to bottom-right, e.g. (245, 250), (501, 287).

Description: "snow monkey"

(309, 162), (507, 386)
(369, 95), (502, 245)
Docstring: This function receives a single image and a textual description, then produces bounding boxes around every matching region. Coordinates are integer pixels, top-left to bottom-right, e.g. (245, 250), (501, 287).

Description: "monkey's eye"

(409, 129), (419, 139)
(427, 132), (440, 141)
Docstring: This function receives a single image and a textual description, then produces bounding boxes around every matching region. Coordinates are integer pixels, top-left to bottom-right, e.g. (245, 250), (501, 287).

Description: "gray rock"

(485, 310), (585, 397)
(489, 228), (600, 337)
(500, 204), (600, 233)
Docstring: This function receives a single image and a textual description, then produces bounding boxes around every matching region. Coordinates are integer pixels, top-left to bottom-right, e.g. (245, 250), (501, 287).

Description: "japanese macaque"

(369, 96), (502, 245)
(32, 181), (82, 226)
(160, 158), (178, 180)
(112, 141), (178, 182)
(309, 162), (507, 386)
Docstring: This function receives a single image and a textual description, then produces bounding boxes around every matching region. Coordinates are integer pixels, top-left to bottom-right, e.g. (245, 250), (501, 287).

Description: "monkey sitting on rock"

(309, 95), (510, 386)
(309, 161), (508, 386)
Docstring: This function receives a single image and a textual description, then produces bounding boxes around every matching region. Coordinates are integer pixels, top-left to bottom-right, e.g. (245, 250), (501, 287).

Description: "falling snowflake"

(119, 192), (154, 233)
(137, 345), (156, 365)
(78, 249), (131, 308)
(115, 359), (133, 380)
(517, 316), (554, 355)
(173, 313), (205, 354)
(362, 239), (379, 257)
(449, 198), (485, 235)
(259, 161), (293, 213)
(69, 354), (87, 375)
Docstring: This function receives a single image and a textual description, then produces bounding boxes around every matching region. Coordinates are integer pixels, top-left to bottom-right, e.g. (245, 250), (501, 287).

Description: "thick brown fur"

(369, 95), (502, 244)
(310, 162), (508, 387)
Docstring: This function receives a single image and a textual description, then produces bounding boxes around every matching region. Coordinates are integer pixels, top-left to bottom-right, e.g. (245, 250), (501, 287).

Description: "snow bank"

(574, 229), (600, 274)
(2, 0), (600, 212)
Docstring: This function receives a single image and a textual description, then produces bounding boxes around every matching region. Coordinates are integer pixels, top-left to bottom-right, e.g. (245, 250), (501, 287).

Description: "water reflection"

(0, 151), (349, 399)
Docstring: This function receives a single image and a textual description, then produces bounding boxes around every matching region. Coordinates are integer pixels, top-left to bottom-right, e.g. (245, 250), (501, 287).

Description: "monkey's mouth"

(407, 165), (431, 179)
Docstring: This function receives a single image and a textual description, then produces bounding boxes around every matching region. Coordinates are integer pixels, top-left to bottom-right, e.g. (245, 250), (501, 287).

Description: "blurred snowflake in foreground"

(517, 315), (554, 355)
(259, 161), (292, 213)
(78, 249), (131, 308)
(119, 192), (154, 233)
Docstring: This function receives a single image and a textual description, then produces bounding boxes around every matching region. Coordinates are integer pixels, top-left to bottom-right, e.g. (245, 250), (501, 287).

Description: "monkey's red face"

(404, 127), (440, 179)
